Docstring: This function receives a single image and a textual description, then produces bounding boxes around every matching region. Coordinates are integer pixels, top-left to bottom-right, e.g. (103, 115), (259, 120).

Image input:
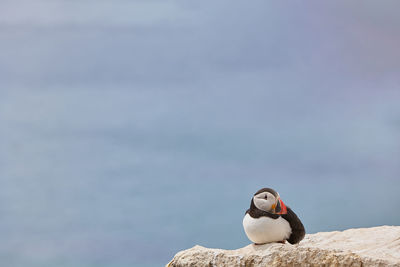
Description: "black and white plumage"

(243, 188), (305, 245)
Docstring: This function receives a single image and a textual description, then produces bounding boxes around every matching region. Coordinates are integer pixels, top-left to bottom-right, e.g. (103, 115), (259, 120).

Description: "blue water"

(1, 1), (400, 266)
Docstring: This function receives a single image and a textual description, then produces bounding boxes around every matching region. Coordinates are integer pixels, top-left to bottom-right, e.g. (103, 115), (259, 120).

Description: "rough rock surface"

(167, 226), (400, 267)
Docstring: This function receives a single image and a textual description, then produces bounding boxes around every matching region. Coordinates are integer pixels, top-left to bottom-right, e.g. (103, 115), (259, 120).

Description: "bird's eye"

(264, 195), (268, 199)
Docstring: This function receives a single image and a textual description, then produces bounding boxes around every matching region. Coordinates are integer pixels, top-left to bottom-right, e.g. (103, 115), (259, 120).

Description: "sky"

(0, 1), (400, 266)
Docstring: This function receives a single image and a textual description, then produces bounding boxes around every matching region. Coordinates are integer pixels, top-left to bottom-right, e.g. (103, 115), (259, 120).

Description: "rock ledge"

(168, 226), (400, 267)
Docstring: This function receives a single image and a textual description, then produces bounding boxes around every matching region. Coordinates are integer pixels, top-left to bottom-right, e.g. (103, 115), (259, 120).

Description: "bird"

(243, 188), (305, 245)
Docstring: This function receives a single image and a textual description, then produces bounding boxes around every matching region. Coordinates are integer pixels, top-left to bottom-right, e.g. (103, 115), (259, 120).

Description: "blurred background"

(1, 1), (400, 266)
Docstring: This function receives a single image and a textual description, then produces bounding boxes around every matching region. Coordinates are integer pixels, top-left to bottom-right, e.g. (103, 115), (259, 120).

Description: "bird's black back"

(281, 207), (305, 244)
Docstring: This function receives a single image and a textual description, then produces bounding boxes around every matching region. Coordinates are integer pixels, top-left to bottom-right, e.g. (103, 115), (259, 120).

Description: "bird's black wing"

(281, 207), (305, 244)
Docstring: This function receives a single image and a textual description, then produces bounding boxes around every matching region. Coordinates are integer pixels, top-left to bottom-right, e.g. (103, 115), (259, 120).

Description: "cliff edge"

(167, 225), (400, 267)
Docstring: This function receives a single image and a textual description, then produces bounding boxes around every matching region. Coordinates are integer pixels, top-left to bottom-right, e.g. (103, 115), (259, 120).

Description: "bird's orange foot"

(277, 240), (286, 244)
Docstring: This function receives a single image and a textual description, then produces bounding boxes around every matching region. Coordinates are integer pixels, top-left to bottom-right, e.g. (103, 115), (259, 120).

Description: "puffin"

(243, 188), (305, 244)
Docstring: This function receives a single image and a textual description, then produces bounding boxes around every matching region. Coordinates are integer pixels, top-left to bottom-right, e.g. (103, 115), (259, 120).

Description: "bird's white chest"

(242, 213), (291, 244)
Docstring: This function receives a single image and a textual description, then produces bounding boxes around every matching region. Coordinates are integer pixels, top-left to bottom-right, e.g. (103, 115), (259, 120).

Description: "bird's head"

(252, 188), (287, 215)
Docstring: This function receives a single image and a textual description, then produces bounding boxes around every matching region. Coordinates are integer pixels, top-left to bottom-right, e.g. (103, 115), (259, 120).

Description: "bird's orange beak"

(274, 198), (287, 215)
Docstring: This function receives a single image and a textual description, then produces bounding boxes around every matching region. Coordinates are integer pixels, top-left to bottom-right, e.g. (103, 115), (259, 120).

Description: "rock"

(167, 226), (400, 267)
